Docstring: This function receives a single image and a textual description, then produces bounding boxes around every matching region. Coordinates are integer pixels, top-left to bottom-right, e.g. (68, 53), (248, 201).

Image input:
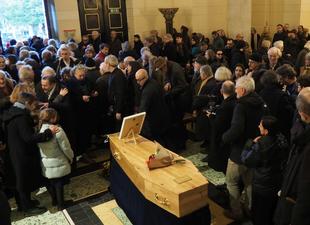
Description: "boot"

(46, 185), (57, 206)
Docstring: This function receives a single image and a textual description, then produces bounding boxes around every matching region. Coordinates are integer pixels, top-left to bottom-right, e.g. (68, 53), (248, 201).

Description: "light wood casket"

(108, 134), (209, 218)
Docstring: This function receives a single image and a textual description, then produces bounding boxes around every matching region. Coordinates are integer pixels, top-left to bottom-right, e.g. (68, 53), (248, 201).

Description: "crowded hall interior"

(1, 0), (310, 225)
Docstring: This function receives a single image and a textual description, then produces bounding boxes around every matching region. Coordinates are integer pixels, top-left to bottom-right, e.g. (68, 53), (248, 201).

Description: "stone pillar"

(158, 8), (179, 35)
(227, 0), (252, 44)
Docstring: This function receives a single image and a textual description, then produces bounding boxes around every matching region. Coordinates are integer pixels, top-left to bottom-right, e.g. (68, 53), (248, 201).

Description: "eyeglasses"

(217, 53), (223, 56)
(136, 77), (146, 82)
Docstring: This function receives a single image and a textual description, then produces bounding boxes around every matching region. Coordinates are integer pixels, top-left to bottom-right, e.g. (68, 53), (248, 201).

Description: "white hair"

(236, 75), (255, 94)
(268, 47), (282, 58)
(215, 66), (232, 81)
(273, 40), (284, 52)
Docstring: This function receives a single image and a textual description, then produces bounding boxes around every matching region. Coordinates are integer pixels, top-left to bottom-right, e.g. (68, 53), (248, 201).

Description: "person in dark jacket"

(241, 116), (288, 225)
(161, 34), (177, 62)
(192, 65), (218, 143)
(259, 70), (295, 139)
(175, 33), (191, 68)
(207, 81), (236, 171)
(272, 24), (288, 44)
(66, 65), (95, 160)
(0, 155), (11, 225)
(135, 69), (170, 144)
(274, 87), (310, 225)
(133, 34), (144, 58)
(3, 92), (58, 214)
(126, 61), (142, 114)
(36, 76), (77, 159)
(230, 40), (246, 70)
(222, 76), (266, 220)
(109, 31), (122, 57)
(101, 55), (128, 131)
(246, 53), (266, 93)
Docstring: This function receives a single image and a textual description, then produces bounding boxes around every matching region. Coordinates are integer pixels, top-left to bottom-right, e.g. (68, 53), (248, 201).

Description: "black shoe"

(30, 199), (40, 206)
(223, 209), (244, 221)
(200, 141), (208, 148)
(57, 200), (73, 211)
(24, 206), (47, 215)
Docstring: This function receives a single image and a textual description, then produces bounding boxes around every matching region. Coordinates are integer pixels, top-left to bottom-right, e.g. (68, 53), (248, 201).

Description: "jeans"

(226, 159), (252, 216)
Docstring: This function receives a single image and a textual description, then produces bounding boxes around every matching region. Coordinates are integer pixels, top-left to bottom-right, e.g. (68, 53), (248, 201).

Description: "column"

(227, 0), (252, 44)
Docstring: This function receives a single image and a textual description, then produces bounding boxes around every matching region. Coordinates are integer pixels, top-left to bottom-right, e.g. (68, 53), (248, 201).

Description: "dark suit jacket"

(139, 79), (170, 139)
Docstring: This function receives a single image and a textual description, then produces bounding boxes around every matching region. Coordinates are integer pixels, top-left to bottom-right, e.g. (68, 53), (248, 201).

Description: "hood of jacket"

(2, 106), (28, 124)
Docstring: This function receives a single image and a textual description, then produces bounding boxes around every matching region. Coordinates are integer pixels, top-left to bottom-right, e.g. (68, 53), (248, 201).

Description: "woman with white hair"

(54, 45), (80, 78)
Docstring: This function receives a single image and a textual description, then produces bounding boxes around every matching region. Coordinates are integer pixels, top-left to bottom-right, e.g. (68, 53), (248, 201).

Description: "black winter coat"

(108, 68), (129, 115)
(259, 86), (295, 139)
(161, 42), (178, 62)
(274, 123), (310, 225)
(208, 95), (236, 172)
(222, 92), (265, 164)
(241, 134), (288, 194)
(139, 79), (171, 139)
(3, 106), (53, 193)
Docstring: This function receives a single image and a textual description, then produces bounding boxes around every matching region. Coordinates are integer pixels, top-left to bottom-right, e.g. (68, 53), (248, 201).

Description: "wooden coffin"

(108, 134), (209, 218)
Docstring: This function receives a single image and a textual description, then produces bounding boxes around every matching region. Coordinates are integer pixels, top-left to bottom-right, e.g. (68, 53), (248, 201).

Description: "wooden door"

(77, 0), (128, 42)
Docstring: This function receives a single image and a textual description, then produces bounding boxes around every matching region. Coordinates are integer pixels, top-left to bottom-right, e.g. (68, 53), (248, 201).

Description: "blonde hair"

(273, 40), (284, 52)
(18, 65), (34, 83)
(215, 66), (232, 81)
(104, 55), (118, 67)
(10, 83), (35, 103)
(39, 108), (58, 123)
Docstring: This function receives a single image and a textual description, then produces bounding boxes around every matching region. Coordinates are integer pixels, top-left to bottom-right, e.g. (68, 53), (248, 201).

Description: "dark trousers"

(46, 177), (65, 208)
(16, 189), (34, 210)
(0, 190), (11, 225)
(252, 190), (278, 225)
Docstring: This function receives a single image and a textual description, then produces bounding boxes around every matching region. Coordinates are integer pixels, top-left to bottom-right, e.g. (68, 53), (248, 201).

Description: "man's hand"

(116, 113), (122, 120)
(59, 88), (68, 96)
(82, 95), (90, 102)
(39, 102), (49, 110)
(253, 136), (261, 143)
(164, 83), (171, 92)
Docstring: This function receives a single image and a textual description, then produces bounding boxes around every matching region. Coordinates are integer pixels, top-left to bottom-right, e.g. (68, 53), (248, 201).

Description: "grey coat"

(38, 124), (74, 179)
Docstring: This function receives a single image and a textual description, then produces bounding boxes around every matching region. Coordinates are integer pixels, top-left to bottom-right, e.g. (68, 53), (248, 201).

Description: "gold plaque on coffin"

(108, 134), (209, 218)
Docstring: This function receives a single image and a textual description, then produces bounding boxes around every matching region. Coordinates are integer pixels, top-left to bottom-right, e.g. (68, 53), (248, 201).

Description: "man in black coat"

(207, 81), (236, 172)
(274, 87), (310, 225)
(101, 55), (128, 131)
(36, 75), (77, 156)
(109, 31), (122, 57)
(222, 76), (265, 220)
(259, 70), (295, 140)
(3, 93), (58, 214)
(135, 69), (170, 144)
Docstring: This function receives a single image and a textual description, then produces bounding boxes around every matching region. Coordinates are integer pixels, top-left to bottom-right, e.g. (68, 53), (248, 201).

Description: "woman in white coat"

(38, 108), (74, 210)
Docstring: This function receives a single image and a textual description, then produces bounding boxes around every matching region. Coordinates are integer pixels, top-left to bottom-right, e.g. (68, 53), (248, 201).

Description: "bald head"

(296, 87), (310, 123)
(135, 69), (148, 87)
(124, 56), (135, 66)
(221, 80), (235, 97)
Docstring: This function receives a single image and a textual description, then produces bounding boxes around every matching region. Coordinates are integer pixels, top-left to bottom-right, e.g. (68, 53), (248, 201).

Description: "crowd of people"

(0, 23), (310, 225)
